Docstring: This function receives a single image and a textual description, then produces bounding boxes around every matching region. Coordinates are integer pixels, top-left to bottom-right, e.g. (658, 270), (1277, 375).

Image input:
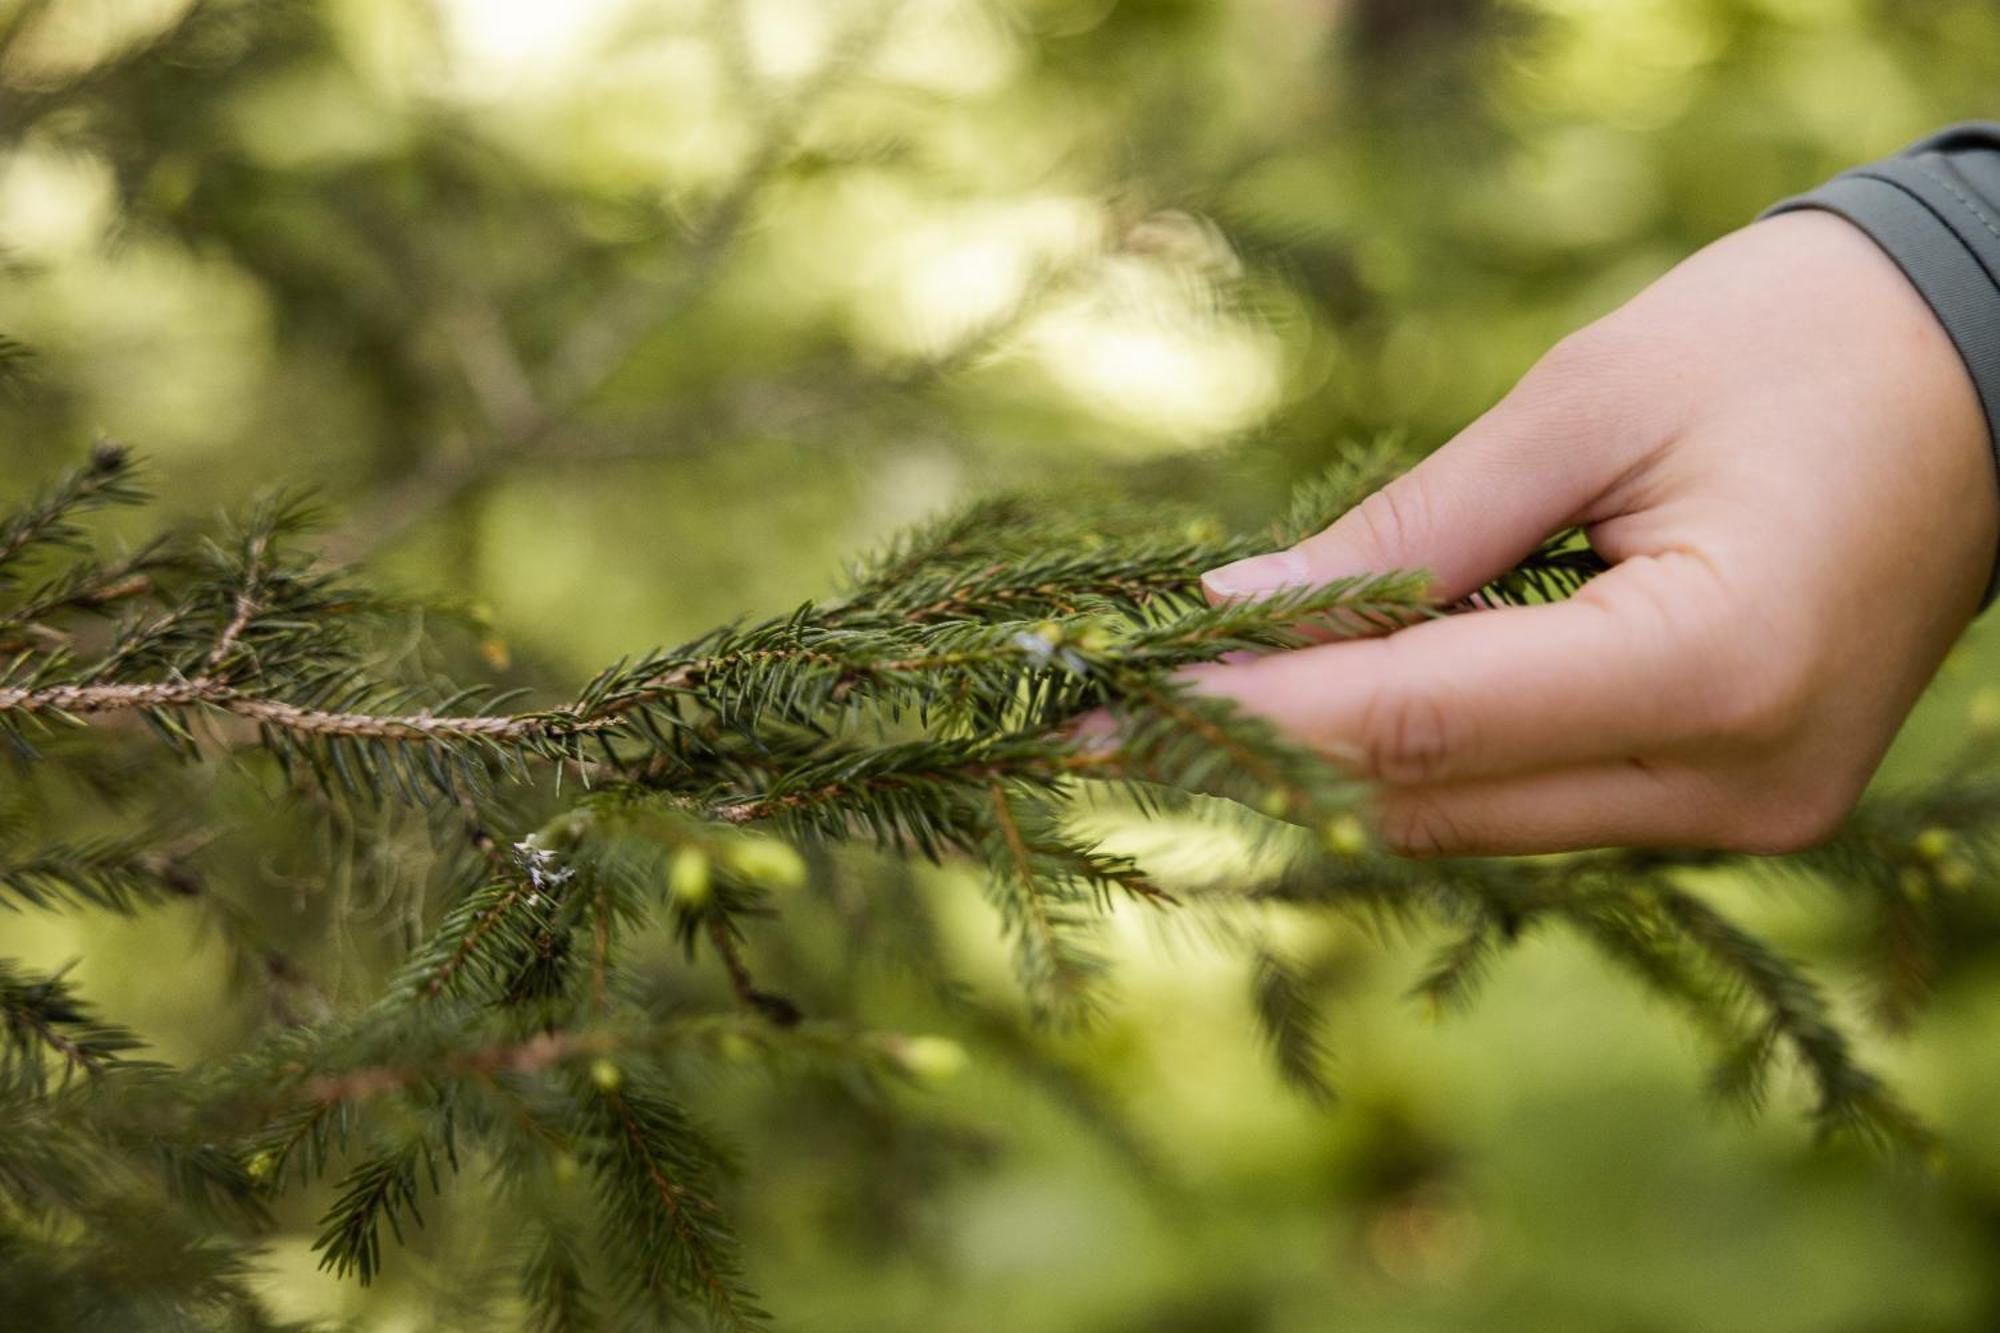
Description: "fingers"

(1186, 552), (1773, 785)
(1369, 755), (1845, 857)
(1204, 333), (1663, 604)
(1369, 762), (1725, 856)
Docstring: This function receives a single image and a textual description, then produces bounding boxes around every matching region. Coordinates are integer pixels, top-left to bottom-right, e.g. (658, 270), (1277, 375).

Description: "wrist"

(1764, 186), (2000, 607)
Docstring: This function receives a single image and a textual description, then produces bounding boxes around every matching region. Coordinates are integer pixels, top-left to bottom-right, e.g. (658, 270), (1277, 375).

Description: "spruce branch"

(1639, 881), (1925, 1145)
(1410, 918), (1505, 1017)
(981, 781), (1108, 1024)
(5, 441), (1989, 1327)
(0, 960), (147, 1088)
(314, 1134), (449, 1284)
(585, 1074), (765, 1330)
(0, 442), (144, 585)
(521, 1216), (597, 1333)
(1272, 433), (1416, 545)
(1250, 949), (1337, 1106)
(0, 833), (198, 912)
(0, 540), (174, 646)
(1473, 530), (1609, 607)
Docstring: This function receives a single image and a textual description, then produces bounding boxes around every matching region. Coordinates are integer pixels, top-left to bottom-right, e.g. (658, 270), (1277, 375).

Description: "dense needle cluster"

(1, 443), (1994, 1329)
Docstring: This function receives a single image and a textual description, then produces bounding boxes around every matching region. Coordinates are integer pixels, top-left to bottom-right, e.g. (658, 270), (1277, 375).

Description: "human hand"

(1193, 211), (1999, 855)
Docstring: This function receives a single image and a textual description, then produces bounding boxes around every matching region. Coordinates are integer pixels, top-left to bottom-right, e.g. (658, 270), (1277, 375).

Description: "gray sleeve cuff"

(1762, 124), (2000, 607)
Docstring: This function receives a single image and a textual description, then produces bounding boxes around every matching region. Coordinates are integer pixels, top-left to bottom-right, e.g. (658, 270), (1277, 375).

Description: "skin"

(1193, 210), (2000, 856)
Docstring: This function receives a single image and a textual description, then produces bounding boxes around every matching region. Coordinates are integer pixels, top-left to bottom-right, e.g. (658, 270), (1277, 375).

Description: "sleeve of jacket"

(1763, 123), (2000, 603)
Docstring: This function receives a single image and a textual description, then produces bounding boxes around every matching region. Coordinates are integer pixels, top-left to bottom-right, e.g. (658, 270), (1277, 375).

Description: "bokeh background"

(8, 0), (2000, 1328)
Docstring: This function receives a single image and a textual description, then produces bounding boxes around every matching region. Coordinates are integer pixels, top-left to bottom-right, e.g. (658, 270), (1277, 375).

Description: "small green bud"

(668, 846), (712, 907)
(1938, 857), (1977, 893)
(891, 1035), (967, 1085)
(723, 837), (806, 890)
(1182, 518), (1225, 544)
(549, 1150), (581, 1184)
(589, 1058), (623, 1092)
(1914, 829), (1955, 862)
(1033, 620), (1064, 646)
(1973, 688), (2000, 736)
(715, 1031), (756, 1064)
(1072, 624), (1116, 654)
(1258, 790), (1291, 819)
(1322, 813), (1369, 857)
(244, 1150), (276, 1182)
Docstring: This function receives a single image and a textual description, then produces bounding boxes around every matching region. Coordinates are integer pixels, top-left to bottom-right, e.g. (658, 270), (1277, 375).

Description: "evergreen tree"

(2, 438), (1990, 1329)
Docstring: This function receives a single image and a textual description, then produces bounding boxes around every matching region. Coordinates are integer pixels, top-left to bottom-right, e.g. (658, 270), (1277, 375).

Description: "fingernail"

(1200, 548), (1310, 600)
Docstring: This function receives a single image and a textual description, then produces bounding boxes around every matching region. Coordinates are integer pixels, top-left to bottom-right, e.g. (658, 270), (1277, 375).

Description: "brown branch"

(0, 627), (952, 745)
(0, 658), (712, 746)
(705, 915), (760, 1009)
(204, 527), (272, 675)
(0, 677), (605, 742)
(294, 1016), (901, 1109)
(987, 780), (1067, 981)
(608, 1088), (748, 1326)
(0, 566), (158, 646)
(9, 1007), (110, 1078)
(303, 1029), (604, 1104)
(0, 626), (1087, 751)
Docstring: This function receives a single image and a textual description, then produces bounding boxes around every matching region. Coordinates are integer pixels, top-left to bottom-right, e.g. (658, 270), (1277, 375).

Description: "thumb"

(1204, 374), (1641, 604)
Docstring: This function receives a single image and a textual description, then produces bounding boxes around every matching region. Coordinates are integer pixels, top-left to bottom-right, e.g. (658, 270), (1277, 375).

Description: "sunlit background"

(7, 0), (2000, 1328)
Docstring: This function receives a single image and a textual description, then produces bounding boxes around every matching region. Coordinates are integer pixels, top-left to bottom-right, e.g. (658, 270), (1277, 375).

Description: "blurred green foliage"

(8, 0), (2000, 1328)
